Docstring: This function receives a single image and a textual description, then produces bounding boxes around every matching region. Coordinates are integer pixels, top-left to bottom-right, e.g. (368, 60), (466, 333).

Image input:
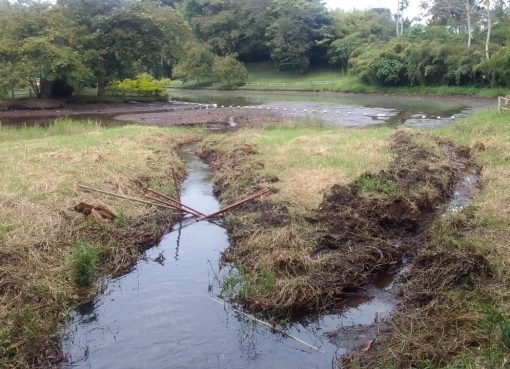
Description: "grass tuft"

(71, 241), (101, 288)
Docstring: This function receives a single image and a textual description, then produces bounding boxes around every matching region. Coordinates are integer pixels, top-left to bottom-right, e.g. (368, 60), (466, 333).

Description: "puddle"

(445, 174), (480, 214)
(61, 149), (401, 369)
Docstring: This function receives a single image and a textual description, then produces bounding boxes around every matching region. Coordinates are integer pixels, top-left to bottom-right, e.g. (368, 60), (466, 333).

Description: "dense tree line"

(0, 0), (509, 98)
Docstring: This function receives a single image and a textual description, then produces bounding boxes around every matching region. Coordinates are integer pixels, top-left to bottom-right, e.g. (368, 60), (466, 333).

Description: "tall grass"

(0, 118), (105, 143)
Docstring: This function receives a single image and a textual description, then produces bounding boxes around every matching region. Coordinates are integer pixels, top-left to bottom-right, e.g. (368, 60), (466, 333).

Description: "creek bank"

(196, 129), (492, 360)
(0, 124), (198, 369)
(61, 148), (343, 369)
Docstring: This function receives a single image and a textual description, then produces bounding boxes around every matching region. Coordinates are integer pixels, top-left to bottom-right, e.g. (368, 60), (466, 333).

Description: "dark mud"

(0, 101), (195, 126)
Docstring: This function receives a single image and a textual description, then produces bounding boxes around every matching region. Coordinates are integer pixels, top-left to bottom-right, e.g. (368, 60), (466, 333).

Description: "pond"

(167, 89), (493, 128)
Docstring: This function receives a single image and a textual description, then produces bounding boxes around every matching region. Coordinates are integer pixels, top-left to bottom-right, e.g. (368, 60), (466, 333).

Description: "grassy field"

(239, 62), (510, 97)
(1, 109), (509, 368)
(0, 120), (198, 368)
(223, 122), (394, 210)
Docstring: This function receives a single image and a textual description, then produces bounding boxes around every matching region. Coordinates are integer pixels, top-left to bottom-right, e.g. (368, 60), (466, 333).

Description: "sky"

(325, 0), (423, 19)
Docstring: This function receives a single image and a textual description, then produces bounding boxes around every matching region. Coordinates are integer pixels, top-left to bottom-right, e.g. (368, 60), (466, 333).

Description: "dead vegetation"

(0, 121), (198, 368)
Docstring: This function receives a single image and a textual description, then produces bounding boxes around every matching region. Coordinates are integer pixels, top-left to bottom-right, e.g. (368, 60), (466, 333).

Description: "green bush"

(71, 241), (101, 288)
(107, 73), (170, 96)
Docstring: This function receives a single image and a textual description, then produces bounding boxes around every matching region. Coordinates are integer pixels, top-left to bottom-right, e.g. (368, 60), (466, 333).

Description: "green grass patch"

(355, 173), (401, 195)
(71, 241), (101, 288)
(233, 62), (510, 97)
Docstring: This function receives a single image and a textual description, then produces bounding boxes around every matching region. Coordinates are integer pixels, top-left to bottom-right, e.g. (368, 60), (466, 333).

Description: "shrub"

(107, 73), (170, 96)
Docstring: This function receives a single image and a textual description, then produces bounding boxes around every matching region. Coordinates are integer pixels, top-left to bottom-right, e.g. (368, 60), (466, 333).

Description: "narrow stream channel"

(62, 149), (402, 369)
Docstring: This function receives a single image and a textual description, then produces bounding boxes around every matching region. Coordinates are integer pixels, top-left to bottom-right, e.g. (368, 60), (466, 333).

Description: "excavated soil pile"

(311, 131), (467, 305)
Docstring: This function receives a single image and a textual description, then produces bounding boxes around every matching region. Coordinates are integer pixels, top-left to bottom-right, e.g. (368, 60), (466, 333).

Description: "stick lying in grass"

(78, 185), (179, 212)
(144, 194), (199, 217)
(204, 188), (270, 219)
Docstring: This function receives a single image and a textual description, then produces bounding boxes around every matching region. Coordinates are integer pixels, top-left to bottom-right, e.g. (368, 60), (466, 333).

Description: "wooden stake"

(78, 185), (177, 211)
(147, 188), (206, 218)
(205, 189), (270, 219)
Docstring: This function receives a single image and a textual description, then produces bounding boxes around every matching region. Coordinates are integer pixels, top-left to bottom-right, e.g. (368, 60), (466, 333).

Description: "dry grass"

(0, 120), (199, 368)
(222, 125), (393, 210)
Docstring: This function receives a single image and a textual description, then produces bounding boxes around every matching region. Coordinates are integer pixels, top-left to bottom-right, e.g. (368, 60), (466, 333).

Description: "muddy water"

(61, 149), (398, 369)
(168, 89), (493, 128)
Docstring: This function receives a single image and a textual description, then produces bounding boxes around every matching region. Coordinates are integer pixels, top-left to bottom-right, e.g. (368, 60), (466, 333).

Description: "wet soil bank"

(196, 130), (492, 363)
(0, 101), (195, 126)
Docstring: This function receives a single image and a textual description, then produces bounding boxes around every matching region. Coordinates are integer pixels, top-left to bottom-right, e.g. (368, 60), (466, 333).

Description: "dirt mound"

(316, 131), (461, 251)
(300, 131), (469, 313)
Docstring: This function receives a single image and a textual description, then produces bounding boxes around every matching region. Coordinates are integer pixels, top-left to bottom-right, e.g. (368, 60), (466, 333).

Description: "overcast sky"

(325, 0), (423, 19)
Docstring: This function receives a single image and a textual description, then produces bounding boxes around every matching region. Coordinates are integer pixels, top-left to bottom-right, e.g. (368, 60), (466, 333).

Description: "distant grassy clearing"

(239, 62), (510, 97)
(0, 120), (198, 368)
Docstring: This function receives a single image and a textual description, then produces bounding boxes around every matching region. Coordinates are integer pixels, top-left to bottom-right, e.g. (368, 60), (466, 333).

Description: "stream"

(61, 149), (398, 369)
(61, 144), (479, 368)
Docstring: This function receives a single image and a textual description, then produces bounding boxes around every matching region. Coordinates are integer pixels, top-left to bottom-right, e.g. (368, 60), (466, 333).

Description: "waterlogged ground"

(61, 149), (400, 369)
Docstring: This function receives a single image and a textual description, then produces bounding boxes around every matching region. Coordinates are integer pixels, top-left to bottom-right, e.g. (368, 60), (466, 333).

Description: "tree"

(0, 2), (90, 98)
(173, 43), (214, 83)
(58, 0), (190, 96)
(484, 0), (492, 59)
(396, 0), (409, 35)
(266, 0), (333, 72)
(184, 0), (273, 61)
(212, 55), (248, 88)
(421, 0), (482, 48)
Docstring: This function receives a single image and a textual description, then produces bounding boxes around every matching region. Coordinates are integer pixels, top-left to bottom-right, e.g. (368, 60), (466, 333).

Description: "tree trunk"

(466, 6), (472, 48)
(396, 0), (400, 36)
(485, 0), (491, 59)
(97, 76), (105, 98)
